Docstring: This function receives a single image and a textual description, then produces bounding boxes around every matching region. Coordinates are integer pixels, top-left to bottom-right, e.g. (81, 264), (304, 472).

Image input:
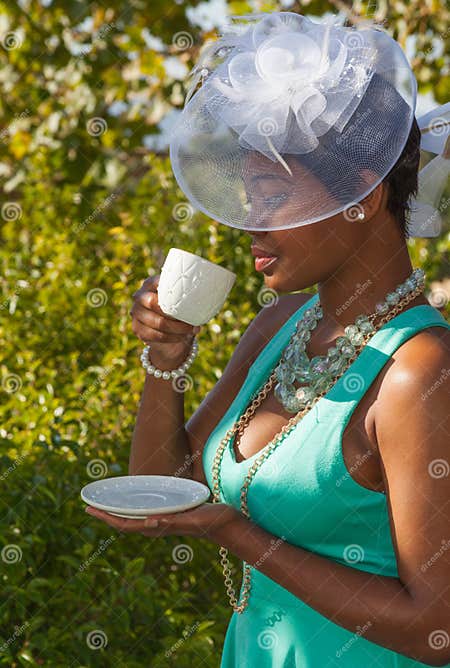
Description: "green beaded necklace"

(273, 267), (425, 414)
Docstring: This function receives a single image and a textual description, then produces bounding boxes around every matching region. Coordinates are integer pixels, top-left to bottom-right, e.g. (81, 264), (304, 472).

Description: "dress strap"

(322, 304), (450, 414)
(236, 297), (448, 423)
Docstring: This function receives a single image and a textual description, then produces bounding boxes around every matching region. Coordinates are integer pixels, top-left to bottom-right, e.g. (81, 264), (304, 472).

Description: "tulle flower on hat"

(197, 13), (378, 174)
(169, 11), (425, 233)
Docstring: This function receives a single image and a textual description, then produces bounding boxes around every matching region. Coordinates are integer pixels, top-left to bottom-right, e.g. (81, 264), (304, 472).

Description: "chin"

(262, 272), (293, 293)
(263, 267), (310, 294)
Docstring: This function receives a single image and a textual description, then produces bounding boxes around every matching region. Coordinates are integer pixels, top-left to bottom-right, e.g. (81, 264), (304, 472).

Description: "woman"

(86, 12), (450, 667)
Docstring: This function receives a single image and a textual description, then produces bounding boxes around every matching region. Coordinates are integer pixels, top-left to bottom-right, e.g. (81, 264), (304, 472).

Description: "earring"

(358, 212), (365, 220)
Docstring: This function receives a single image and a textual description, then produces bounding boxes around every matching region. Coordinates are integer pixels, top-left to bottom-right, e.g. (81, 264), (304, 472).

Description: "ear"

(357, 169), (387, 221)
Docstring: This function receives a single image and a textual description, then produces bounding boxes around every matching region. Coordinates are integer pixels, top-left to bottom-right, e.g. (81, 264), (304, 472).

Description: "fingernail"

(145, 519), (158, 528)
(193, 326), (201, 334)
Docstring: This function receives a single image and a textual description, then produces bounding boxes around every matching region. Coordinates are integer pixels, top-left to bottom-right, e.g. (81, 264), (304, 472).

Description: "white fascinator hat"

(169, 11), (447, 237)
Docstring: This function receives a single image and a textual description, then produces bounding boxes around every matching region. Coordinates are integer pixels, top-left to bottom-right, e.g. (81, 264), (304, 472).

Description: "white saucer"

(81, 475), (211, 518)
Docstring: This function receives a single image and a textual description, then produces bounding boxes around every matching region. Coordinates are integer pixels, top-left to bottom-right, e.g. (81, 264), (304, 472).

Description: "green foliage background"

(0, 0), (449, 665)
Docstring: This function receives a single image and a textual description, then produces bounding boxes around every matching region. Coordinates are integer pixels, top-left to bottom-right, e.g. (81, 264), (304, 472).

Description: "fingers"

(133, 275), (159, 295)
(85, 506), (175, 535)
(132, 276), (163, 315)
(133, 288), (166, 316)
(132, 304), (195, 335)
(134, 325), (194, 345)
(132, 316), (196, 344)
(85, 508), (138, 532)
(131, 277), (197, 334)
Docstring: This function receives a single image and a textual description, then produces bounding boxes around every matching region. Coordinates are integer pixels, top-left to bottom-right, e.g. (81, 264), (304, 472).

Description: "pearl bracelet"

(140, 336), (199, 381)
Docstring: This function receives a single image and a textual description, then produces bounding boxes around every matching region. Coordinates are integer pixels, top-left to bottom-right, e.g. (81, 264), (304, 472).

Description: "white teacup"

(157, 248), (236, 326)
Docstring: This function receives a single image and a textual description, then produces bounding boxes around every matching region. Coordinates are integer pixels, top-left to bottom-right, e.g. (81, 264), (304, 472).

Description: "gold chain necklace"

(210, 283), (425, 614)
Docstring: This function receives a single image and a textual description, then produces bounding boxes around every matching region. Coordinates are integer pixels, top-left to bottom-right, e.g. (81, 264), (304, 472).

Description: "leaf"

(37, 486), (57, 503)
(54, 555), (82, 569)
(26, 577), (50, 590)
(17, 651), (38, 666)
(124, 557), (145, 579)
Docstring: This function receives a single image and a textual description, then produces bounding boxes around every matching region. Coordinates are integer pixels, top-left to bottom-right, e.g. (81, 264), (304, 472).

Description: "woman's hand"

(84, 501), (241, 542)
(130, 275), (201, 369)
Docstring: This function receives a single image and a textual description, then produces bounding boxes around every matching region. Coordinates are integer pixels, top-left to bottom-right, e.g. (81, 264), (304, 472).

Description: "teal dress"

(202, 292), (450, 668)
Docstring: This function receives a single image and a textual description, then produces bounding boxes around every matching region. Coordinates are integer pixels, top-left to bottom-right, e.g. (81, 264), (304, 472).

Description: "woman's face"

(242, 151), (377, 293)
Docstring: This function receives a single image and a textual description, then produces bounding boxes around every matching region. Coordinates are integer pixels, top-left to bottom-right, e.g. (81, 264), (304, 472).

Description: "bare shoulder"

(378, 323), (450, 393)
(374, 321), (450, 437)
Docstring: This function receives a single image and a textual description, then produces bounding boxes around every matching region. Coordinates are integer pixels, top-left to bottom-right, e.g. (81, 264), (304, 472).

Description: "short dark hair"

(382, 115), (421, 239)
(288, 72), (420, 239)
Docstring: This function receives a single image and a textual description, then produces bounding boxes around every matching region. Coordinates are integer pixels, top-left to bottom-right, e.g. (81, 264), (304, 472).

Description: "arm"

(128, 349), (193, 477)
(93, 322), (449, 663)
(129, 291), (308, 479)
(211, 327), (450, 666)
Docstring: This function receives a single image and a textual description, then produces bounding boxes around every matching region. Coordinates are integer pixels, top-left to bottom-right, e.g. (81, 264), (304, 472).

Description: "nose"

(243, 196), (273, 231)
(247, 229), (267, 243)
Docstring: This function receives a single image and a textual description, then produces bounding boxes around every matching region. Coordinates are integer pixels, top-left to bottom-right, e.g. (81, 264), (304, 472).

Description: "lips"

(250, 245), (278, 258)
(254, 256), (278, 271)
